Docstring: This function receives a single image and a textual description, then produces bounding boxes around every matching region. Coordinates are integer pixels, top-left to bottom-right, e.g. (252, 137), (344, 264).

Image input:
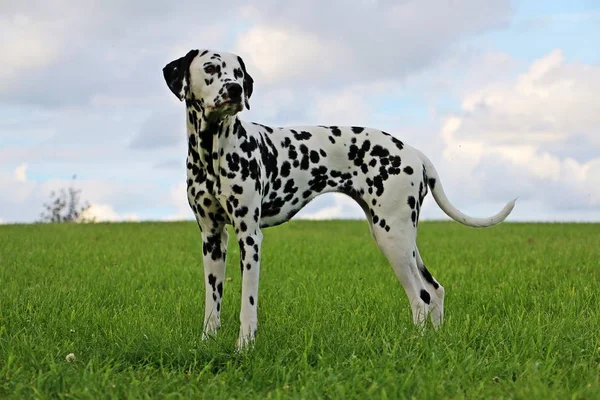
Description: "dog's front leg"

(200, 225), (228, 340)
(235, 225), (263, 351)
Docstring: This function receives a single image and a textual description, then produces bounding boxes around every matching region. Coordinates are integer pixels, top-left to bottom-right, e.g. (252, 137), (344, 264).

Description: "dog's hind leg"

(415, 247), (445, 329)
(371, 221), (431, 328)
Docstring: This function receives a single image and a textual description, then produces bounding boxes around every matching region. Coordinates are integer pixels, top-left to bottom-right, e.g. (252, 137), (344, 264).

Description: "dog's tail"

(415, 149), (516, 228)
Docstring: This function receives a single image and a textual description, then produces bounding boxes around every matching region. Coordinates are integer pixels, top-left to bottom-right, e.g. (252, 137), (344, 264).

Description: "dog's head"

(163, 49), (254, 117)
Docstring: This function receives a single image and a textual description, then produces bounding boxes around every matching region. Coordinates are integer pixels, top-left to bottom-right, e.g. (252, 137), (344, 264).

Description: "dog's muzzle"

(213, 83), (244, 113)
(225, 83), (243, 101)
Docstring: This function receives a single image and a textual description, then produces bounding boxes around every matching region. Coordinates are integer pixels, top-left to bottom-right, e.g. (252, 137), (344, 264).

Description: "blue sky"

(1, 0), (599, 224)
(478, 0), (599, 62)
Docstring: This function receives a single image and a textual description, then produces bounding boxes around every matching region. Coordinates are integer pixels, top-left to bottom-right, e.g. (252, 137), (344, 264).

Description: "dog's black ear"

(163, 49), (200, 101)
(237, 56), (254, 110)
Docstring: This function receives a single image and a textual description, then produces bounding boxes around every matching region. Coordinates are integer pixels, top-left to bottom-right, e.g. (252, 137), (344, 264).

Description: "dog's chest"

(185, 154), (230, 224)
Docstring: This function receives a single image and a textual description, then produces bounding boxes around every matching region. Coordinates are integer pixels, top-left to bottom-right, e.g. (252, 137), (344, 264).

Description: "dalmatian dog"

(162, 49), (516, 350)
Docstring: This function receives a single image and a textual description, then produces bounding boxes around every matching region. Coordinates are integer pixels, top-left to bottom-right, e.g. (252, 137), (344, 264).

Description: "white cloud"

(297, 193), (363, 220)
(451, 49), (600, 146)
(307, 83), (389, 126)
(78, 203), (139, 223)
(438, 49), (600, 215)
(164, 182), (194, 221)
(0, 14), (61, 87)
(235, 0), (511, 88)
(244, 88), (306, 126)
(234, 26), (347, 86)
(13, 163), (28, 183)
(0, 2), (230, 107)
(0, 168), (36, 204)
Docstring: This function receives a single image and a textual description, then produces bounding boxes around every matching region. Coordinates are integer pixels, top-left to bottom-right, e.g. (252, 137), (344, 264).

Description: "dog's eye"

(204, 65), (217, 74)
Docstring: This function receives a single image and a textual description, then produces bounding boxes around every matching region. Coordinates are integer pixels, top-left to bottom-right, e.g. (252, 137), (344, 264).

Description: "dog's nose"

(225, 83), (243, 99)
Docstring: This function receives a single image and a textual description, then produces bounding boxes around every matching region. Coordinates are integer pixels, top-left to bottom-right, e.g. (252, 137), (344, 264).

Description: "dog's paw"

(202, 319), (221, 341)
(235, 331), (256, 352)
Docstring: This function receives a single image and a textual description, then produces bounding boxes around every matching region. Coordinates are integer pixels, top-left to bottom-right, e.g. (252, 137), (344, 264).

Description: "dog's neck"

(185, 98), (239, 176)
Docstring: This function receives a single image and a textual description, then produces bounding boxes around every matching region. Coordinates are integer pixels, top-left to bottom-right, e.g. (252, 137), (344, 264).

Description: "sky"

(1, 0), (599, 224)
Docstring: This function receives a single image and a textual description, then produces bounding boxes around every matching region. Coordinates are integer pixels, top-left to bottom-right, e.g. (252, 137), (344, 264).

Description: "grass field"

(1, 220), (599, 399)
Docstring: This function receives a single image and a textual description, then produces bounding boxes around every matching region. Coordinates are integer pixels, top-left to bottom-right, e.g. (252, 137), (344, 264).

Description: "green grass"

(1, 220), (599, 399)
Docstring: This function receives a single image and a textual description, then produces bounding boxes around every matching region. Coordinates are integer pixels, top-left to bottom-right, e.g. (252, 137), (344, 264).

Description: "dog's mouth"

(221, 99), (241, 107)
(211, 100), (243, 113)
